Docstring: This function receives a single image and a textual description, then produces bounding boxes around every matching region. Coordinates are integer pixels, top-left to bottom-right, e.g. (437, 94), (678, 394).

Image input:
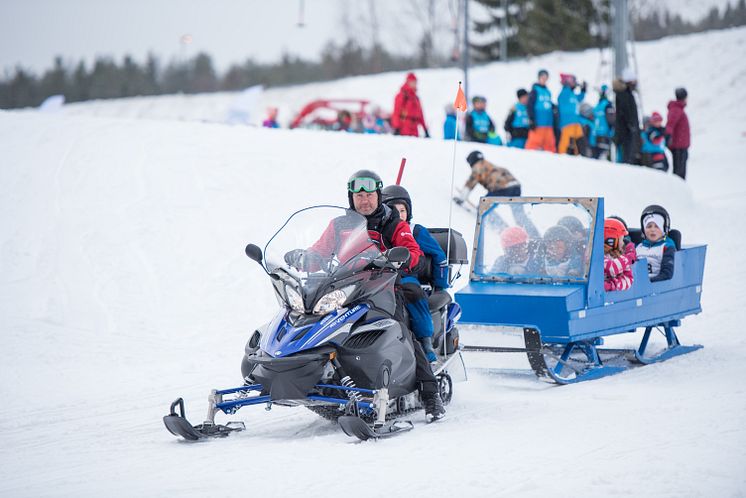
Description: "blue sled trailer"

(455, 197), (706, 383)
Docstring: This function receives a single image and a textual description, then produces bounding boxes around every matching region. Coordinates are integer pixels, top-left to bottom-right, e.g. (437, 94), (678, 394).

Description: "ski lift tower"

(611, 0), (630, 78)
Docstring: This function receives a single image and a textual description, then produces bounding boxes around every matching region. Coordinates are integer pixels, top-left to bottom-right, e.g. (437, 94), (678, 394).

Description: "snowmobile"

(163, 206), (467, 441)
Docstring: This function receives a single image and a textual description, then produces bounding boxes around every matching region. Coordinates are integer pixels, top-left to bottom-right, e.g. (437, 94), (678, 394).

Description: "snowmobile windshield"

(263, 206), (382, 292)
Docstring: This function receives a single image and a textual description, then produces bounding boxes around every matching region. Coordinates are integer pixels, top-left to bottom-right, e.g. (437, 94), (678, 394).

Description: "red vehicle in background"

(289, 99), (390, 133)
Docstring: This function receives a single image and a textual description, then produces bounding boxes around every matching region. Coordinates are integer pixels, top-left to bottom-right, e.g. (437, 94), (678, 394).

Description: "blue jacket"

(413, 224), (449, 289)
(594, 98), (613, 138)
(641, 126), (666, 155)
(465, 110), (495, 142)
(527, 84), (554, 127)
(558, 86), (585, 129)
(443, 114), (457, 140)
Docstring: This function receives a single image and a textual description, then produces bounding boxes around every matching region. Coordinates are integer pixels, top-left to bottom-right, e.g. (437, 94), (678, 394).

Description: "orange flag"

(453, 82), (467, 112)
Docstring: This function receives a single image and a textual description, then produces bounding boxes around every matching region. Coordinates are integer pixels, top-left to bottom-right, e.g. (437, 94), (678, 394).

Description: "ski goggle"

(604, 237), (618, 248)
(348, 177), (383, 193)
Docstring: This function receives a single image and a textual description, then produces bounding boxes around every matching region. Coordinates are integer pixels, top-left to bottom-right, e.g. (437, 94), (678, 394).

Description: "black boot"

(421, 391), (446, 422)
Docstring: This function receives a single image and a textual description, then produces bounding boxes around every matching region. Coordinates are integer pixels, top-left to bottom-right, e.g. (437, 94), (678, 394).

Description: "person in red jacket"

(665, 88), (691, 180)
(391, 72), (430, 137)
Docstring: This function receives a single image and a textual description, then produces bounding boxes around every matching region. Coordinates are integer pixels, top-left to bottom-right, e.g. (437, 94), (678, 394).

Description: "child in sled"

(603, 218), (634, 291)
(636, 205), (676, 282)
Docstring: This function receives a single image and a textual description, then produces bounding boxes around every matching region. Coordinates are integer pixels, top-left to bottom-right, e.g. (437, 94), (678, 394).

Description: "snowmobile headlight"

(285, 285), (304, 312)
(312, 289), (348, 315)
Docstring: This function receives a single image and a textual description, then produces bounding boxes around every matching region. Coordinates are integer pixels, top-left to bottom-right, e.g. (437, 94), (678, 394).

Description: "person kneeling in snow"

(636, 205), (676, 282)
(454, 150), (521, 207)
(382, 185), (449, 362)
(603, 218), (634, 291)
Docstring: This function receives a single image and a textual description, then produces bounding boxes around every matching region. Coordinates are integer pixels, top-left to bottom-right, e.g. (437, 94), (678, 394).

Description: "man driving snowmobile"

(346, 170), (445, 421)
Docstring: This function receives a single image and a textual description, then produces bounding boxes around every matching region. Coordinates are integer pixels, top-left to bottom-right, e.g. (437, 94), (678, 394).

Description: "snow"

(2, 28), (746, 497)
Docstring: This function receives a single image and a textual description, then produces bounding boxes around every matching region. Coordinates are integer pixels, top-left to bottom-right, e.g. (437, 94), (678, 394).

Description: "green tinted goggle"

(348, 177), (383, 193)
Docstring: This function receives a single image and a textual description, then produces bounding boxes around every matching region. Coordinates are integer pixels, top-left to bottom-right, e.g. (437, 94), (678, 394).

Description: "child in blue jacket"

(641, 112), (669, 171)
(382, 185), (449, 361)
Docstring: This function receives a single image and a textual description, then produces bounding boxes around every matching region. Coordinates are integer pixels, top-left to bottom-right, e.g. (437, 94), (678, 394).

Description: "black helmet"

(675, 87), (688, 100)
(381, 185), (412, 221)
(640, 204), (670, 234)
(607, 215), (628, 230)
(557, 216), (586, 236)
(543, 225), (573, 244)
(347, 169), (383, 210)
(466, 150), (484, 167)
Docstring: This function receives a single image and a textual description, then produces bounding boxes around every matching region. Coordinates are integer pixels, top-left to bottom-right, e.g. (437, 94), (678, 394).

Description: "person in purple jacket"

(665, 88), (690, 180)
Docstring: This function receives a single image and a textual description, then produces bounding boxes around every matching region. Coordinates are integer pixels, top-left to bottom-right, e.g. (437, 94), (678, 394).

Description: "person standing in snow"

(465, 96), (496, 143)
(525, 69), (557, 152)
(557, 73), (587, 155)
(592, 85), (615, 160)
(262, 107), (279, 128)
(443, 103), (458, 139)
(504, 88), (531, 148)
(391, 72), (429, 138)
(641, 112), (669, 171)
(613, 68), (642, 165)
(665, 87), (691, 180)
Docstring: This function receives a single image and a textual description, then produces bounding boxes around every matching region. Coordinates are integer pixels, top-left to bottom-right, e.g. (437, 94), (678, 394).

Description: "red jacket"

(310, 210), (423, 270)
(604, 253), (634, 292)
(391, 85), (427, 137)
(665, 100), (690, 149)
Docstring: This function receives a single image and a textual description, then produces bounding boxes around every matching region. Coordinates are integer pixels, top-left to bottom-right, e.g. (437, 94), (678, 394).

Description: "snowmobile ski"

(163, 398), (245, 441)
(338, 416), (414, 441)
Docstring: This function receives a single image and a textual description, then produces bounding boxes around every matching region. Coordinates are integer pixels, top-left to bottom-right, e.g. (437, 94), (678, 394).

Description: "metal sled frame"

(164, 351), (465, 441)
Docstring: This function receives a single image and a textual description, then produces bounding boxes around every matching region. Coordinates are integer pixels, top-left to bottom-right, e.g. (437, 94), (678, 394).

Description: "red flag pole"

(395, 157), (407, 185)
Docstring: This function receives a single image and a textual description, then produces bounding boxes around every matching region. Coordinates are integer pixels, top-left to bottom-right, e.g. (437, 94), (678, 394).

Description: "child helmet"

(381, 185), (412, 221)
(640, 205), (670, 234)
(543, 225), (573, 244)
(650, 112), (663, 124)
(604, 218), (628, 240)
(500, 226), (529, 249)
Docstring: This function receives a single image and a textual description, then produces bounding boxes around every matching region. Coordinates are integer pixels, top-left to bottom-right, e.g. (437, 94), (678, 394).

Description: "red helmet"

(560, 73), (576, 86)
(650, 111), (663, 124)
(501, 226), (529, 248)
(604, 218), (628, 241)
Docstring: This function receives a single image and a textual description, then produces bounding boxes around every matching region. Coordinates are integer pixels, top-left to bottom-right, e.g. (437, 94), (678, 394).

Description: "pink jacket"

(604, 253), (634, 291)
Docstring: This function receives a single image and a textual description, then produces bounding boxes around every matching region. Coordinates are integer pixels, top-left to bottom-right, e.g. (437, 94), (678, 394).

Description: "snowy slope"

(2, 29), (746, 497)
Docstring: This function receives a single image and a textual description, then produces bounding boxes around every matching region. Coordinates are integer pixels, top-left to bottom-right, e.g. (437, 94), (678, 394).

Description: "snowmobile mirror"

(245, 244), (263, 264)
(386, 247), (410, 265)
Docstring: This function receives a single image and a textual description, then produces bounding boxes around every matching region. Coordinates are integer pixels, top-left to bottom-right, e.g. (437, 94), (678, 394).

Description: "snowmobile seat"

(428, 290), (452, 312)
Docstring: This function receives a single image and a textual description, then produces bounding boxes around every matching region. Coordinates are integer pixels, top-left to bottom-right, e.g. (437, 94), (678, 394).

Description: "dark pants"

(592, 136), (611, 160)
(487, 184), (522, 197)
(394, 286), (438, 393)
(671, 148), (688, 180)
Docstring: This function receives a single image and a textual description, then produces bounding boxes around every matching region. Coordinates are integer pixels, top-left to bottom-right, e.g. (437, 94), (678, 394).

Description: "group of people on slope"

(447, 68), (692, 180)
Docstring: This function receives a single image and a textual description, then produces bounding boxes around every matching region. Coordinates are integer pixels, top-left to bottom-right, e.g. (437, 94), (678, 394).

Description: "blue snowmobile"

(164, 206), (467, 441)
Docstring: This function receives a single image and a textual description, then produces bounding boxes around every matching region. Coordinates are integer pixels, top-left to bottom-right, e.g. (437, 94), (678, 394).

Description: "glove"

(580, 81), (587, 93)
(284, 249), (305, 268)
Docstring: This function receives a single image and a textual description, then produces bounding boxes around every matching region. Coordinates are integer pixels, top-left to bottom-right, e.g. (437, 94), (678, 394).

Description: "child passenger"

(636, 205), (676, 282)
(603, 218), (634, 291)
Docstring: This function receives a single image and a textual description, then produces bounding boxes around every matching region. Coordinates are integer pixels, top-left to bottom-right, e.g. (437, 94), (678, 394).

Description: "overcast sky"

(0, 0), (394, 74)
(1, 0), (725, 76)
